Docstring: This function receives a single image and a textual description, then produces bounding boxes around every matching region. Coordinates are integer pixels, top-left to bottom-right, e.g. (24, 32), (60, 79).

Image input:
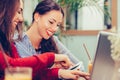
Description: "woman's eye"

(18, 11), (21, 14)
(57, 24), (61, 27)
(57, 25), (60, 28)
(49, 21), (53, 24)
(17, 10), (23, 14)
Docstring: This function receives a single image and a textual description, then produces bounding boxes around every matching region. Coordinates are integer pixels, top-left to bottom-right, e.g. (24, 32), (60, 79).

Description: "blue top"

(14, 33), (84, 71)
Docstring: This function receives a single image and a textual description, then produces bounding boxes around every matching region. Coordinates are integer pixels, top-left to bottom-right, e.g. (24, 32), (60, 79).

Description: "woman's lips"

(46, 30), (53, 36)
(14, 22), (18, 26)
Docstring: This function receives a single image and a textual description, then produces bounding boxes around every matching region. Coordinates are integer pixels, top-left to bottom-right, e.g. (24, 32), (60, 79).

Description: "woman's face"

(12, 0), (24, 29)
(36, 10), (63, 39)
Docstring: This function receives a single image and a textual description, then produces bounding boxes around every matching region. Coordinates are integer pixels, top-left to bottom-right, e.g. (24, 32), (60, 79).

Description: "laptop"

(90, 31), (116, 80)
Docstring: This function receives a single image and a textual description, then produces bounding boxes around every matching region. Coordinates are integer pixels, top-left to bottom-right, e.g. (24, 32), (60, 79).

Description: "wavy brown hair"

(0, 0), (22, 56)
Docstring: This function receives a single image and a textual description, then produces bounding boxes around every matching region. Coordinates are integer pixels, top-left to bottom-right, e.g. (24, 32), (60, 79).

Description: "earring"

(35, 19), (38, 22)
(35, 18), (40, 22)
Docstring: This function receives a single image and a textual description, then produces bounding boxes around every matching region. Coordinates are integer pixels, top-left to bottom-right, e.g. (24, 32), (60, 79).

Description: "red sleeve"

(0, 45), (56, 79)
(0, 44), (58, 80)
(0, 51), (56, 79)
(43, 68), (59, 79)
(9, 52), (55, 68)
(0, 51), (55, 70)
(10, 43), (55, 68)
(34, 68), (59, 80)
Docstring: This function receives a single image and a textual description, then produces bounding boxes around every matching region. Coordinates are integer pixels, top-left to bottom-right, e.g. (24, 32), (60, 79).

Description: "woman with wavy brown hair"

(15, 0), (84, 69)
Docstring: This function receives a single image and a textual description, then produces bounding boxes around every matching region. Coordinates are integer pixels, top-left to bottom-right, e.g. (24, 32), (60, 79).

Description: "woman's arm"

(36, 68), (90, 80)
(0, 51), (55, 69)
(53, 36), (79, 64)
(53, 36), (85, 71)
(39, 68), (90, 80)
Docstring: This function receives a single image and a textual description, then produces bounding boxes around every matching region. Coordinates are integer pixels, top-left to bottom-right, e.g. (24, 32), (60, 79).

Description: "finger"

(60, 62), (69, 69)
(77, 68), (80, 71)
(81, 76), (90, 80)
(61, 64), (69, 69)
(69, 74), (79, 80)
(78, 71), (90, 76)
(84, 75), (90, 80)
(55, 64), (63, 68)
(71, 70), (90, 77)
(78, 73), (90, 80)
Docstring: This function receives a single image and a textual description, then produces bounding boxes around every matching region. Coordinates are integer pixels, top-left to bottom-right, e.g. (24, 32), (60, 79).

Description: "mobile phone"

(69, 62), (81, 70)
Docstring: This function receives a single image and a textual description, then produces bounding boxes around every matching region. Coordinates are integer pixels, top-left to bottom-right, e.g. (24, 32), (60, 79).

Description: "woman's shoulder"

(53, 35), (58, 39)
(13, 32), (26, 40)
(53, 35), (59, 41)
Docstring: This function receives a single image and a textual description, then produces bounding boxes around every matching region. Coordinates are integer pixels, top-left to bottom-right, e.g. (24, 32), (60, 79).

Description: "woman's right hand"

(54, 54), (73, 69)
(58, 69), (90, 80)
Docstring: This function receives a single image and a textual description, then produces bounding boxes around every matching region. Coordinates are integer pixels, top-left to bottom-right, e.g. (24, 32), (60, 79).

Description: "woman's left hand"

(51, 62), (74, 69)
(58, 69), (90, 80)
(54, 54), (73, 68)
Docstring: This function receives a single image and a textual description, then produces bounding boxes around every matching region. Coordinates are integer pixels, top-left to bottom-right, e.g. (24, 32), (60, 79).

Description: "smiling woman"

(12, 0), (23, 28)
(33, 10), (63, 39)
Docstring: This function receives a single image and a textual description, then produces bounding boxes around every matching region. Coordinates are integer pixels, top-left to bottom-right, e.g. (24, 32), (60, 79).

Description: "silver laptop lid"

(90, 31), (115, 80)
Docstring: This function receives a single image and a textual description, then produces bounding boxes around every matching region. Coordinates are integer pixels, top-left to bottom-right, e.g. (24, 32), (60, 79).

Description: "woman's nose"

(19, 15), (24, 22)
(51, 26), (58, 32)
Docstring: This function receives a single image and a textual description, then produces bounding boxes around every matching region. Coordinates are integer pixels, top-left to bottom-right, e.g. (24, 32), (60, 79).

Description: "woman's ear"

(34, 13), (40, 22)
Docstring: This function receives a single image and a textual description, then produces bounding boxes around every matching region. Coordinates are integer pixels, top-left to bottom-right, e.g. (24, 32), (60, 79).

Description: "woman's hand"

(58, 69), (90, 80)
(51, 62), (74, 69)
(54, 54), (73, 69)
(51, 62), (63, 68)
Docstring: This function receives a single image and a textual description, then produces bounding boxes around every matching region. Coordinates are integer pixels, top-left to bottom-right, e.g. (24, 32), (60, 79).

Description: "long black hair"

(33, 0), (64, 53)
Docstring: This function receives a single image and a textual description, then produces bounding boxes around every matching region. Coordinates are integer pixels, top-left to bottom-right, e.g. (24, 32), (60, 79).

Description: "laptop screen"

(90, 31), (115, 80)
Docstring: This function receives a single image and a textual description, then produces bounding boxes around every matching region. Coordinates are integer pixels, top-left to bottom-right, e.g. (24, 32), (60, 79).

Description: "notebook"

(90, 31), (116, 80)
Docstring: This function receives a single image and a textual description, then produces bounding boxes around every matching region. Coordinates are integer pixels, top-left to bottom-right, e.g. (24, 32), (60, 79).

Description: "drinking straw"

(83, 43), (92, 61)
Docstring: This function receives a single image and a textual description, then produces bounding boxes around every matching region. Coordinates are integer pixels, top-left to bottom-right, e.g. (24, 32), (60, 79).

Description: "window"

(61, 0), (117, 35)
